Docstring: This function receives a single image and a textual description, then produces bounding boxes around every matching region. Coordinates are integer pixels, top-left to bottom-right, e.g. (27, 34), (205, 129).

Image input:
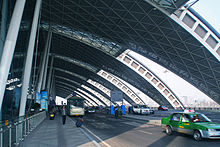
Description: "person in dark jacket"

(62, 105), (66, 125)
(76, 116), (84, 127)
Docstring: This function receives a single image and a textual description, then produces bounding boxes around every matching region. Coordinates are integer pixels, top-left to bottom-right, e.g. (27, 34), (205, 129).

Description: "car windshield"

(189, 114), (211, 123)
(88, 107), (95, 110)
(69, 100), (84, 107)
(140, 105), (147, 108)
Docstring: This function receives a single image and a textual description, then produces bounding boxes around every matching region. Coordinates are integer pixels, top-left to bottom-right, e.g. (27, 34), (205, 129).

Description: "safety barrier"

(0, 111), (46, 147)
(185, 107), (220, 111)
(149, 107), (220, 111)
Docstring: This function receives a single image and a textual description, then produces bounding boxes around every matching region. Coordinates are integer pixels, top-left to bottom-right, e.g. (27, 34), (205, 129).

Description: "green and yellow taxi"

(161, 110), (220, 141)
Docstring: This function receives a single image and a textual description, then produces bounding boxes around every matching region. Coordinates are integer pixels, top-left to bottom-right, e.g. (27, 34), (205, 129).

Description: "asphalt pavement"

(73, 110), (220, 147)
(18, 110), (220, 147)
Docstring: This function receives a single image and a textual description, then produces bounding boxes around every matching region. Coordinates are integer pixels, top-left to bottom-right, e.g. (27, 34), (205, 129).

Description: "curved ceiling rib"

(87, 79), (131, 106)
(77, 89), (105, 106)
(144, 0), (188, 14)
(55, 76), (81, 87)
(142, 0), (220, 104)
(171, 9), (220, 61)
(75, 91), (98, 106)
(81, 85), (111, 106)
(53, 54), (154, 106)
(117, 50), (184, 109)
(54, 67), (87, 81)
(56, 84), (104, 107)
(86, 80), (114, 105)
(84, 100), (93, 107)
(53, 66), (114, 105)
(145, 0), (220, 62)
(54, 71), (108, 106)
(97, 70), (145, 105)
(41, 23), (122, 57)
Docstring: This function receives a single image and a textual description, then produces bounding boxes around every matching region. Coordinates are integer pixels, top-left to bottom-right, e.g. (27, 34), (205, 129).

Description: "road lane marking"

(80, 128), (101, 147)
(122, 121), (142, 127)
(82, 126), (112, 147)
(138, 130), (153, 135)
(69, 117), (101, 147)
(69, 117), (111, 147)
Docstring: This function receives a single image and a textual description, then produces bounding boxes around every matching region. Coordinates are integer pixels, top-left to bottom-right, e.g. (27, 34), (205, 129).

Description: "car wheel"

(193, 130), (202, 141)
(165, 126), (172, 135)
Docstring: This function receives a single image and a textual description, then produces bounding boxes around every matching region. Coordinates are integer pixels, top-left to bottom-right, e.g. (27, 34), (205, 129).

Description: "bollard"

(0, 128), (3, 147)
(20, 121), (23, 141)
(24, 119), (27, 137)
(15, 123), (18, 145)
(27, 119), (30, 134)
(8, 125), (12, 147)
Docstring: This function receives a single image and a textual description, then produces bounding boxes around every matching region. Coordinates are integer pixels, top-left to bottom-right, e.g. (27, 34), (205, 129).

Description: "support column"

(37, 28), (51, 92)
(46, 55), (54, 93)
(0, 0), (26, 118)
(0, 0), (8, 59)
(51, 74), (56, 100)
(19, 0), (42, 117)
(42, 33), (52, 90)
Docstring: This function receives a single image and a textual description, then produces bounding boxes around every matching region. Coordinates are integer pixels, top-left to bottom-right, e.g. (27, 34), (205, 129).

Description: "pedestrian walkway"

(18, 114), (97, 147)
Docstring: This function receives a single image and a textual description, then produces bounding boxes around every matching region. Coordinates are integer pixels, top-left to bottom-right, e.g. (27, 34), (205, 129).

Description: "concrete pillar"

(0, 0), (8, 59)
(47, 55), (54, 93)
(19, 0), (42, 117)
(0, 0), (26, 119)
(51, 74), (56, 100)
(37, 28), (51, 92)
(42, 33), (52, 90)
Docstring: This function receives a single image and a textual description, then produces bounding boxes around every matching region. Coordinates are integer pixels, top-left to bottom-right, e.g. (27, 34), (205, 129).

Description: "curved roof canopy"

(7, 0), (220, 108)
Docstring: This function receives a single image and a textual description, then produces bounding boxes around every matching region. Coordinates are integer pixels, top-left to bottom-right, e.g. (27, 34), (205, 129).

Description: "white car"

(133, 105), (154, 115)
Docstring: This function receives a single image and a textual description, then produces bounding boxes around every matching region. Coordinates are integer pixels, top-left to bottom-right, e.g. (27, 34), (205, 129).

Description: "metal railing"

(0, 111), (46, 147)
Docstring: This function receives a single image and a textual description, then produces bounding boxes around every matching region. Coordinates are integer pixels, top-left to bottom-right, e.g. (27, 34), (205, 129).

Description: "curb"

(123, 115), (162, 126)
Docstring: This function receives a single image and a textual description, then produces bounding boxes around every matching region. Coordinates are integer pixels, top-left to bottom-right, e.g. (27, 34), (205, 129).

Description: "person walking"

(62, 105), (66, 125)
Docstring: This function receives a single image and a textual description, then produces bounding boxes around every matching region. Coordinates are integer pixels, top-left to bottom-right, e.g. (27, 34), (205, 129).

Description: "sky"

(191, 0), (220, 33)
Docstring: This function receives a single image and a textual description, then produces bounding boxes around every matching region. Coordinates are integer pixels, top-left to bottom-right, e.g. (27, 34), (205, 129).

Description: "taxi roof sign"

(184, 109), (195, 113)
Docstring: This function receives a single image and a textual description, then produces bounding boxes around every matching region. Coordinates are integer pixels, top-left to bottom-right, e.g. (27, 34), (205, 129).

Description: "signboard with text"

(41, 91), (48, 100)
(40, 91), (48, 110)
(41, 99), (46, 109)
(36, 92), (41, 104)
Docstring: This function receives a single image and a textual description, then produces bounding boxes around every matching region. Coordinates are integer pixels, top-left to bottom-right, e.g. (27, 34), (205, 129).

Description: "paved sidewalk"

(19, 114), (97, 147)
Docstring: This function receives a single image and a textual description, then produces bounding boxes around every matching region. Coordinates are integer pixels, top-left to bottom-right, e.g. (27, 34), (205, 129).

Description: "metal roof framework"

(5, 0), (220, 109)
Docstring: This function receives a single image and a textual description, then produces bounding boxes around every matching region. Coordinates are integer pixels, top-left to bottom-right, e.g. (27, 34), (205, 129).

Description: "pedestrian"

(62, 105), (66, 125)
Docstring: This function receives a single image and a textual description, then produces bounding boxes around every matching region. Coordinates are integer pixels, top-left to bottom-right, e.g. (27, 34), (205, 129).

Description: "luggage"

(50, 113), (54, 120)
(76, 121), (83, 127)
(76, 117), (84, 127)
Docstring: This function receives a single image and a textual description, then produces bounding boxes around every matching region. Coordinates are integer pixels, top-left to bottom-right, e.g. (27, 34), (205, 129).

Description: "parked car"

(161, 110), (220, 141)
(85, 107), (95, 113)
(133, 105), (154, 115)
(158, 106), (168, 111)
(87, 107), (95, 113)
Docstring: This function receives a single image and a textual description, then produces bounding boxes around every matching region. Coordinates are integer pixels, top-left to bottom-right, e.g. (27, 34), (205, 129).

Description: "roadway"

(70, 110), (220, 147)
